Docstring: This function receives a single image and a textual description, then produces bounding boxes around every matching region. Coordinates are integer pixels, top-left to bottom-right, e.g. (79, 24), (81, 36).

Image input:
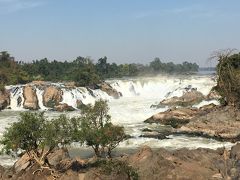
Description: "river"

(0, 73), (234, 167)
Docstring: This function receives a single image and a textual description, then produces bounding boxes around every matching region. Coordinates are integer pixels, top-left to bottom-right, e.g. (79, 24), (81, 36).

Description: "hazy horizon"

(1, 0), (240, 67)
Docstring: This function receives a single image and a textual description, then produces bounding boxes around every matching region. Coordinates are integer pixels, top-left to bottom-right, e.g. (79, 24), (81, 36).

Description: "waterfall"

(5, 74), (217, 111)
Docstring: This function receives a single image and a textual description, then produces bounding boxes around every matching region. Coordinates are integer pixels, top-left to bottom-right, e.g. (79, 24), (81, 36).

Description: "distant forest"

(0, 51), (199, 88)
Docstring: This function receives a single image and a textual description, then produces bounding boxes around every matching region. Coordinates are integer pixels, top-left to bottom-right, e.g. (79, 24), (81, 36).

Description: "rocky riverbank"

(1, 144), (240, 180)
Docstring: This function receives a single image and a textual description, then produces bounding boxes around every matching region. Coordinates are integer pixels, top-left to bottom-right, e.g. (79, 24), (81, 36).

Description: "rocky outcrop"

(43, 86), (62, 108)
(159, 89), (205, 107)
(99, 82), (121, 99)
(145, 107), (199, 128)
(179, 106), (240, 142)
(0, 89), (10, 110)
(0, 165), (5, 179)
(127, 145), (240, 180)
(23, 86), (39, 110)
(206, 89), (222, 100)
(4, 143), (240, 180)
(54, 103), (75, 112)
(145, 104), (218, 128)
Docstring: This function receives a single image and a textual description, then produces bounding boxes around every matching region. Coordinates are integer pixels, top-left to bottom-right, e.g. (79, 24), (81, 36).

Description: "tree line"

(0, 51), (199, 87)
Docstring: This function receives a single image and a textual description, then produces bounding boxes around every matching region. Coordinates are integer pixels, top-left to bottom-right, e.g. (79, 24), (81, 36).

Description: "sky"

(0, 0), (240, 66)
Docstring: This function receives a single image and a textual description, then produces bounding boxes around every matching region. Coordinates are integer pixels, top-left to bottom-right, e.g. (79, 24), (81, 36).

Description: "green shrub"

(75, 100), (126, 158)
(96, 159), (139, 180)
(0, 112), (73, 168)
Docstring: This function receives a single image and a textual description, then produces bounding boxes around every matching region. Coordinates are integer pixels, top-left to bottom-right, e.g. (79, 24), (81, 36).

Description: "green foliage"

(96, 159), (139, 180)
(213, 50), (240, 108)
(0, 51), (30, 86)
(46, 99), (56, 108)
(0, 112), (73, 167)
(0, 83), (5, 91)
(1, 51), (199, 87)
(75, 100), (126, 157)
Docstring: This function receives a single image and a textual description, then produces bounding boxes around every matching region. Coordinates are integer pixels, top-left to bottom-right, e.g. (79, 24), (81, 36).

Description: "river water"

(0, 74), (234, 167)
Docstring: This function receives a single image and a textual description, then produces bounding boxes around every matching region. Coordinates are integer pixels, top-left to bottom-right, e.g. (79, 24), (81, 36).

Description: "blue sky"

(0, 0), (240, 66)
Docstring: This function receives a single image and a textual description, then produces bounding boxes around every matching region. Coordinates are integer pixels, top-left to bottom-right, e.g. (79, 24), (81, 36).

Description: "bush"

(0, 112), (73, 168)
(75, 100), (126, 157)
(95, 159), (139, 180)
(211, 50), (240, 108)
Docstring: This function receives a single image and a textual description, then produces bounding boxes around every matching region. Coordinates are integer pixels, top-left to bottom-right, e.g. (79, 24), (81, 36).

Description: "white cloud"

(0, 0), (45, 13)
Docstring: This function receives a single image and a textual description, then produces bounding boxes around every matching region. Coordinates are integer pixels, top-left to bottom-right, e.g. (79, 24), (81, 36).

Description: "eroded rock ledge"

(1, 144), (240, 179)
(145, 104), (240, 142)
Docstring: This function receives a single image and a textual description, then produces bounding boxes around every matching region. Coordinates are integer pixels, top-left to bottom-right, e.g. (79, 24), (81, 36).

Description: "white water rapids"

(0, 74), (234, 167)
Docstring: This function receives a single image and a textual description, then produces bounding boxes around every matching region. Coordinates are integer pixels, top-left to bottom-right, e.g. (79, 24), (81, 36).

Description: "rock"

(179, 106), (240, 142)
(31, 81), (46, 86)
(23, 86), (39, 110)
(76, 99), (86, 109)
(99, 82), (121, 99)
(43, 86), (62, 108)
(140, 126), (173, 140)
(54, 103), (75, 112)
(128, 146), (223, 180)
(0, 165), (5, 179)
(159, 89), (205, 107)
(230, 143), (240, 160)
(59, 170), (85, 180)
(206, 89), (222, 100)
(129, 146), (153, 164)
(64, 82), (76, 88)
(47, 148), (70, 167)
(145, 107), (199, 128)
(13, 153), (31, 173)
(0, 89), (10, 110)
(140, 132), (168, 139)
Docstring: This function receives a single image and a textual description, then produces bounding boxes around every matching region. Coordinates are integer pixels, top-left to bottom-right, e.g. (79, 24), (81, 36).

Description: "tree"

(96, 56), (109, 78)
(76, 100), (126, 158)
(0, 112), (73, 172)
(210, 49), (240, 107)
(150, 57), (163, 72)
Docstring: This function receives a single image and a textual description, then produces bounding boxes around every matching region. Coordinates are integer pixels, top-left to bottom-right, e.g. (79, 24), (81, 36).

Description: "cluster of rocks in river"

(145, 88), (240, 143)
(1, 144), (240, 179)
(151, 88), (221, 109)
(0, 81), (121, 112)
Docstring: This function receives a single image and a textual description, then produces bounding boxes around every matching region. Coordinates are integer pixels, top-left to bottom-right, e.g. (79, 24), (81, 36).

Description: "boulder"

(140, 127), (173, 140)
(43, 86), (62, 108)
(145, 107), (199, 128)
(128, 146), (224, 180)
(159, 89), (205, 107)
(76, 99), (86, 109)
(99, 82), (121, 99)
(23, 86), (39, 110)
(13, 153), (31, 173)
(47, 148), (70, 167)
(54, 103), (75, 112)
(230, 143), (240, 160)
(0, 89), (10, 110)
(0, 165), (5, 179)
(64, 82), (76, 88)
(206, 89), (222, 100)
(179, 106), (240, 142)
(140, 132), (168, 139)
(31, 81), (47, 86)
(128, 146), (153, 164)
